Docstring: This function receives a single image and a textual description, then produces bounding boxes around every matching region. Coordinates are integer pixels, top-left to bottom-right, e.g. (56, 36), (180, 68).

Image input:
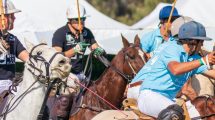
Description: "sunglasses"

(187, 40), (203, 45)
(70, 17), (86, 22)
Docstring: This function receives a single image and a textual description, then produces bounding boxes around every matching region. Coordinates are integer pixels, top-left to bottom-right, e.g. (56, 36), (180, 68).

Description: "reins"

(97, 44), (141, 82)
(28, 43), (63, 84)
(0, 43), (64, 119)
(37, 78), (61, 120)
(97, 55), (133, 82)
(71, 77), (129, 117)
(72, 43), (144, 116)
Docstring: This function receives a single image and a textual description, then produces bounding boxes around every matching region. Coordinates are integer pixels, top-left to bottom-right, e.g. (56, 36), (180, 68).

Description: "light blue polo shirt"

(140, 28), (174, 56)
(131, 41), (207, 100)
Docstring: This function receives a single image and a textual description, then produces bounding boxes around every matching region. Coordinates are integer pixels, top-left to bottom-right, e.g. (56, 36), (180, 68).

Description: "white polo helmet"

(171, 16), (193, 37)
(66, 4), (88, 19)
(0, 0), (21, 14)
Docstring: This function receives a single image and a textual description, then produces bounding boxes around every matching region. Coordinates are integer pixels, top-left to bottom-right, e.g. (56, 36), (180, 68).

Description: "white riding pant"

(127, 85), (140, 100)
(0, 80), (12, 94)
(0, 80), (12, 114)
(137, 89), (174, 118)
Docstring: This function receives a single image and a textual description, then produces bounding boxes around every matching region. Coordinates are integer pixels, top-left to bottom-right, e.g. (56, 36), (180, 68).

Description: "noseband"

(27, 43), (63, 84)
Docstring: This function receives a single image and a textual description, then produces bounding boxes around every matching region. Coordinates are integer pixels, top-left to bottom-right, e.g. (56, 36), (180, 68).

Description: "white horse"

(2, 41), (79, 120)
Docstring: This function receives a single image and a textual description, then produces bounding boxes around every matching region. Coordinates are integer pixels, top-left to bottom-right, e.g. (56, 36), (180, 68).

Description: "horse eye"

(127, 53), (135, 60)
(37, 51), (42, 55)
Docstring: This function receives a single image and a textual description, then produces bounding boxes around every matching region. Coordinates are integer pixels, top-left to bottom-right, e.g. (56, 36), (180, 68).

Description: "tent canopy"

(132, 0), (215, 29)
(11, 0), (135, 55)
(131, 0), (215, 51)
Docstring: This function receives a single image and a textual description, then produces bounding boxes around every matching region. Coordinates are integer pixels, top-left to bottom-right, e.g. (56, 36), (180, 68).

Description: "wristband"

(198, 59), (204, 66)
(201, 58), (206, 65)
(206, 55), (211, 69)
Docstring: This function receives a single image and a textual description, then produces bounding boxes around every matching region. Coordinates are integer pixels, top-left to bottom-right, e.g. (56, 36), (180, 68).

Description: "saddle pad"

(186, 101), (201, 119)
(91, 110), (139, 120)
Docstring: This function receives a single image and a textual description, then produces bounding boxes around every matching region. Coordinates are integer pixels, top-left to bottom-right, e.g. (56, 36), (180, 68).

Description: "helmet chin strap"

(6, 14), (15, 31)
(68, 23), (80, 39)
(189, 44), (199, 56)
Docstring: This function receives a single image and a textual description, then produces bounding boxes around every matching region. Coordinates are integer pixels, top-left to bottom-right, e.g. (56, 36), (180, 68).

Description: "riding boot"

(56, 96), (72, 120)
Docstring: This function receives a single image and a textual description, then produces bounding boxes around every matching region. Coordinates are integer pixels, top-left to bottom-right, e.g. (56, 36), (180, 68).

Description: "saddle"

(0, 90), (10, 104)
(176, 98), (191, 120)
(122, 98), (155, 120)
(123, 98), (193, 120)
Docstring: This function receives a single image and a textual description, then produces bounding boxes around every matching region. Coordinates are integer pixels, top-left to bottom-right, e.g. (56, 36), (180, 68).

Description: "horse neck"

(87, 52), (127, 106)
(18, 63), (45, 93)
(6, 63), (46, 120)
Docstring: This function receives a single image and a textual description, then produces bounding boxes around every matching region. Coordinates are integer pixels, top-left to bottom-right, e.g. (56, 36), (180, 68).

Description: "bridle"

(123, 43), (146, 80)
(192, 95), (215, 120)
(27, 43), (63, 84)
(75, 43), (146, 113)
(0, 43), (64, 119)
(98, 43), (145, 83)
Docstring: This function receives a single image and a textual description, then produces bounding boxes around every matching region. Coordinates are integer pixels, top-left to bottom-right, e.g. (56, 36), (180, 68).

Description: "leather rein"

(76, 44), (145, 112)
(98, 44), (143, 83)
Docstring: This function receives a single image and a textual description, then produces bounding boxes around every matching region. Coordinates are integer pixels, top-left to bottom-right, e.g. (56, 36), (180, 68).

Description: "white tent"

(132, 0), (215, 29)
(131, 0), (215, 51)
(10, 0), (137, 55)
(131, 3), (169, 30)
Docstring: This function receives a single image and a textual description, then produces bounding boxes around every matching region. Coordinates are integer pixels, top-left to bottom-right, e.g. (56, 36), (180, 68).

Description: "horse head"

(25, 40), (71, 82)
(4, 40), (79, 120)
(119, 34), (146, 80)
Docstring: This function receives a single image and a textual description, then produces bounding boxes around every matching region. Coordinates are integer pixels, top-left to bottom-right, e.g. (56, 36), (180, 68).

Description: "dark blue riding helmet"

(159, 6), (180, 20)
(178, 21), (212, 41)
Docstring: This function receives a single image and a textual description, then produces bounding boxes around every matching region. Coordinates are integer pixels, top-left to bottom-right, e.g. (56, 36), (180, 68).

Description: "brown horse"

(191, 95), (215, 120)
(178, 79), (215, 120)
(69, 35), (146, 120)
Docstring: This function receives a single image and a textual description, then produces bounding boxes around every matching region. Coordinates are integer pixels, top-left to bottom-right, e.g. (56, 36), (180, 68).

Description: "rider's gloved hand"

(93, 47), (106, 57)
(73, 42), (90, 54)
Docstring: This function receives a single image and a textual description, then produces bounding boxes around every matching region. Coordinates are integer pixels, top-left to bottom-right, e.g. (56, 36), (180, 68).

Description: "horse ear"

(134, 34), (140, 45)
(121, 34), (129, 48)
(24, 38), (34, 52)
(39, 39), (48, 44)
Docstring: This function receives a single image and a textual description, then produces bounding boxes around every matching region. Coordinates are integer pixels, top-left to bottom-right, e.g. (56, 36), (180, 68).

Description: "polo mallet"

(0, 0), (9, 53)
(164, 0), (177, 38)
(0, 0), (5, 30)
(76, 0), (84, 42)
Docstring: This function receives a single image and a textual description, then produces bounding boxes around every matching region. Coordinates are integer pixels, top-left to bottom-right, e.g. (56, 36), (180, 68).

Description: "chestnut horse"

(178, 79), (215, 120)
(191, 95), (215, 120)
(69, 35), (146, 120)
